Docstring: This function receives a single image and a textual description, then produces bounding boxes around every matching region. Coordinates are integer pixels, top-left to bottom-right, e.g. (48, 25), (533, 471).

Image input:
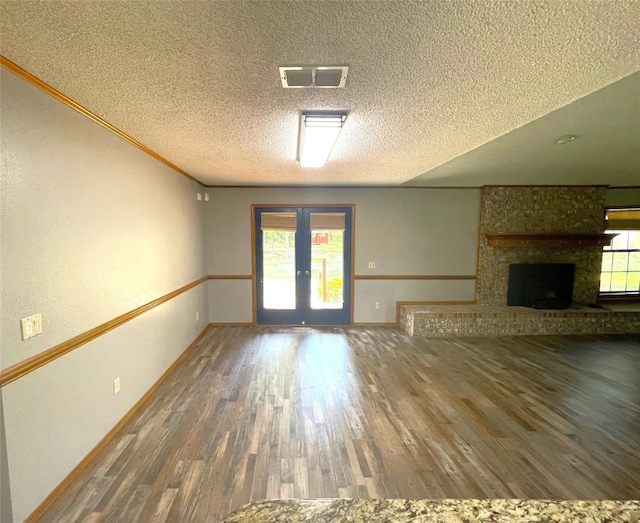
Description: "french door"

(255, 206), (352, 325)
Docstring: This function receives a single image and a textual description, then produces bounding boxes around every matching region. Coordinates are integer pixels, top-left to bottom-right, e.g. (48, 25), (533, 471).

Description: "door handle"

(297, 270), (310, 276)
(297, 271), (301, 275)
(305, 270), (310, 276)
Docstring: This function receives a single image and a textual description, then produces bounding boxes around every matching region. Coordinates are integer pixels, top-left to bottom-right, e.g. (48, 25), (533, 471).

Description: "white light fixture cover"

(299, 112), (347, 168)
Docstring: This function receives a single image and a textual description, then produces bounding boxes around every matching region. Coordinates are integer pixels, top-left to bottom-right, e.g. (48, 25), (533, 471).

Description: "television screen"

(507, 263), (575, 309)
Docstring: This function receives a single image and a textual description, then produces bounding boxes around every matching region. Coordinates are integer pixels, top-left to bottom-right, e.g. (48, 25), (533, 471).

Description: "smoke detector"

(279, 66), (348, 88)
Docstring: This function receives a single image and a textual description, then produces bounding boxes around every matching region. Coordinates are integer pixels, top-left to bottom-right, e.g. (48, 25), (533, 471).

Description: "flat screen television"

(507, 263), (575, 309)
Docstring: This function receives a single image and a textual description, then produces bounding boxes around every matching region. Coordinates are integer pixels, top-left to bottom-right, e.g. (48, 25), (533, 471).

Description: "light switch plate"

(21, 314), (42, 340)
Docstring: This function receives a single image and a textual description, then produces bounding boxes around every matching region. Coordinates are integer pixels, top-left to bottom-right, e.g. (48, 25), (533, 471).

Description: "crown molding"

(0, 55), (204, 186)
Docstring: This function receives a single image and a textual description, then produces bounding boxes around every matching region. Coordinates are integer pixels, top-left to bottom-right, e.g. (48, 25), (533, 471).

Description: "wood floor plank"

(148, 488), (178, 523)
(36, 328), (640, 522)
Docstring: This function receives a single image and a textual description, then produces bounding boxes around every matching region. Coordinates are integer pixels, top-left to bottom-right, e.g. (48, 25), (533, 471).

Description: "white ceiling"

(405, 71), (640, 186)
(1, 1), (639, 187)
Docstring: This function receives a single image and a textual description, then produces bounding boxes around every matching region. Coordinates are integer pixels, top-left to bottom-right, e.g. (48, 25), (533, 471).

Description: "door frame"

(251, 204), (355, 325)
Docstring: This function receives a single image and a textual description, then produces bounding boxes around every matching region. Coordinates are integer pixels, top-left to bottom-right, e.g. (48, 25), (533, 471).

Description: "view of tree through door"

(255, 206), (352, 325)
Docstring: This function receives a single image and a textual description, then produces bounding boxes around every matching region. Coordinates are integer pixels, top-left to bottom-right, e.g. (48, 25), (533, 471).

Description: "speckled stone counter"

(399, 304), (640, 338)
(223, 499), (640, 522)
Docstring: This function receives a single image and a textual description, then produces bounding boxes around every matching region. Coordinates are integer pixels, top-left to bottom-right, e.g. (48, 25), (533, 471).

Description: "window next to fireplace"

(507, 263), (575, 310)
(599, 208), (640, 300)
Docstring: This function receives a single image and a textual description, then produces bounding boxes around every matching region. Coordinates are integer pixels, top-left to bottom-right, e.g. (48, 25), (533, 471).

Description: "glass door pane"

(310, 213), (345, 310)
(257, 210), (299, 323)
(262, 227), (296, 309)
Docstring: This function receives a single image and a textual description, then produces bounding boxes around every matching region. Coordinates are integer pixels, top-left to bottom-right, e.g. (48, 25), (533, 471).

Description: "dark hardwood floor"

(40, 327), (640, 522)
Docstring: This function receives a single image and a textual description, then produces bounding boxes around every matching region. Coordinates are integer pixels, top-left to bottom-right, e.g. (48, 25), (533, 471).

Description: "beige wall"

(205, 187), (480, 323)
(605, 187), (640, 207)
(208, 279), (253, 323)
(0, 68), (208, 521)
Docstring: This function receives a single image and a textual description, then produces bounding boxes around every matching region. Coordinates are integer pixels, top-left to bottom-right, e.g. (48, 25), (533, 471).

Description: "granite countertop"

(222, 498), (640, 522)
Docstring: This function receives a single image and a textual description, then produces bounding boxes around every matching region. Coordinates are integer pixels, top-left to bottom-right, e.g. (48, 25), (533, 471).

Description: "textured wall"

(605, 187), (640, 207)
(0, 68), (208, 521)
(2, 285), (208, 523)
(0, 68), (208, 371)
(353, 280), (475, 323)
(476, 186), (606, 305)
(205, 187), (480, 324)
(208, 280), (253, 323)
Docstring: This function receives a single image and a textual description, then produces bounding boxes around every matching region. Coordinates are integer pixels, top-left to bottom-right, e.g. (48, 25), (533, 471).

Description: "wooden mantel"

(484, 233), (618, 248)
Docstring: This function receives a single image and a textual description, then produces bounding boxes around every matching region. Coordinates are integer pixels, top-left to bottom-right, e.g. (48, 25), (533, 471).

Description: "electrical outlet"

(196, 311), (199, 322)
(368, 261), (376, 269)
(113, 377), (121, 395)
(375, 302), (381, 310)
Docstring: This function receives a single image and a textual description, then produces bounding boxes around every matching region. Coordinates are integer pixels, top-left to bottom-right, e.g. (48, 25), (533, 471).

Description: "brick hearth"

(400, 304), (640, 338)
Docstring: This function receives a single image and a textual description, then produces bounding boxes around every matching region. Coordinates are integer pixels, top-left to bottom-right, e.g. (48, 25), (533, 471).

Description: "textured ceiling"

(1, 1), (639, 186)
(405, 71), (640, 186)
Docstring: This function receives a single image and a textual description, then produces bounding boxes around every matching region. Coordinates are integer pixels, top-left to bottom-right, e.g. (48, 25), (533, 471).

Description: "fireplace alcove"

(506, 263), (575, 310)
(491, 234), (615, 310)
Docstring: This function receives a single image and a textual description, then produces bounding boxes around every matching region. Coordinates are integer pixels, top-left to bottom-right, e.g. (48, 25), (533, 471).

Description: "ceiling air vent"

(285, 69), (313, 87)
(279, 66), (348, 89)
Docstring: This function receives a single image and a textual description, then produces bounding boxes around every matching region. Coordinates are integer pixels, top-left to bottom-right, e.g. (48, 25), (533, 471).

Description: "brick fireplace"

(476, 186), (607, 306)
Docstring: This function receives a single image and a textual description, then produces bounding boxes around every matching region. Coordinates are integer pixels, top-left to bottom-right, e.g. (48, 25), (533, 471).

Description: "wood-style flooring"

(39, 327), (640, 522)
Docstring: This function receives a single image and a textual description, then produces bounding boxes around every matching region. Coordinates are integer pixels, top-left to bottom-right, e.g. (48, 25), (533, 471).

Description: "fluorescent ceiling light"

(299, 112), (347, 168)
